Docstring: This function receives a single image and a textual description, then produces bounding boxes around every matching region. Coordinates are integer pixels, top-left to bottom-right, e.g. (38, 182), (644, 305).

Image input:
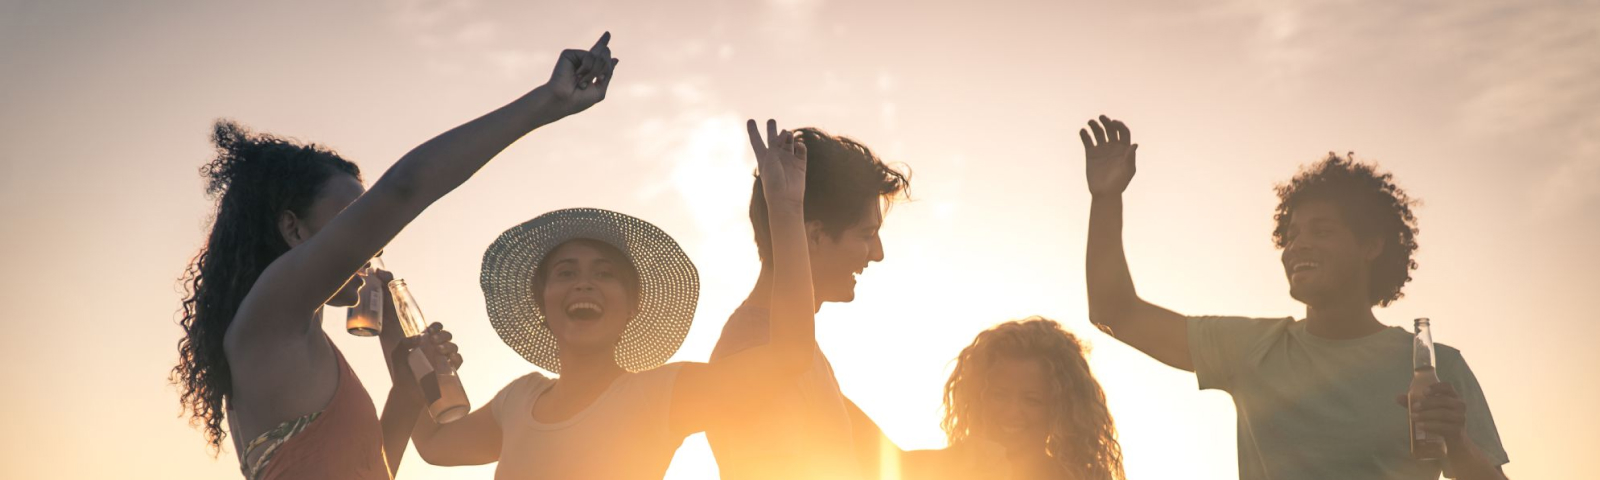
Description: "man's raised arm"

(1082, 115), (1193, 371)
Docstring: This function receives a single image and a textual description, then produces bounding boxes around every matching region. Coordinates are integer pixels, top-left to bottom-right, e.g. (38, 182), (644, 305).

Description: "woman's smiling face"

(538, 240), (638, 356)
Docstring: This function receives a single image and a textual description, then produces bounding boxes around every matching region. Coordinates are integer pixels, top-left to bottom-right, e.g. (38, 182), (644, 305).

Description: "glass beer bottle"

(345, 258), (387, 336)
(388, 279), (471, 424)
(1409, 317), (1448, 460)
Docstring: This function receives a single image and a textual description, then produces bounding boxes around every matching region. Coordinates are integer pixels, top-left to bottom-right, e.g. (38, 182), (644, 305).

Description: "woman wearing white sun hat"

(408, 120), (819, 480)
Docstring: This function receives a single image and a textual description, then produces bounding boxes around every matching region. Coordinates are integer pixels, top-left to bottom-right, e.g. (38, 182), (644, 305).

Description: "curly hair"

(749, 127), (910, 264)
(1272, 153), (1419, 306)
(941, 317), (1125, 480)
(171, 119), (360, 454)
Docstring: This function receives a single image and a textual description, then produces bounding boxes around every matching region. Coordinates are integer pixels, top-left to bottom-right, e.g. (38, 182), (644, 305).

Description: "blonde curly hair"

(941, 317), (1125, 480)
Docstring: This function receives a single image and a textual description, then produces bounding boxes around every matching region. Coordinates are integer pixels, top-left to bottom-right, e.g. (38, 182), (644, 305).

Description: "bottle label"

(409, 348), (441, 404)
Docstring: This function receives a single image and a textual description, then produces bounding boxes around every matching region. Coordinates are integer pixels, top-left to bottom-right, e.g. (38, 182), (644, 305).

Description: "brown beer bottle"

(1409, 318), (1448, 460)
(345, 259), (386, 336)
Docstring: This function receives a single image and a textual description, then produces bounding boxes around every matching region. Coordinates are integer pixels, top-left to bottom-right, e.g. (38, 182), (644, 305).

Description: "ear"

(1362, 236), (1385, 262)
(804, 219), (827, 253)
(278, 210), (307, 247)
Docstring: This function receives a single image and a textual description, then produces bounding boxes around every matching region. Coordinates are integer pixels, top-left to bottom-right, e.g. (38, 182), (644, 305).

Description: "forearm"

(1447, 436), (1507, 480)
(380, 386), (424, 477)
(375, 86), (562, 215)
(765, 208), (815, 373)
(1086, 195), (1140, 326)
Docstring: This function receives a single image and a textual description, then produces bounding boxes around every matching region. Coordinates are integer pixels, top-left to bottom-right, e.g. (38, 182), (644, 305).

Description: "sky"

(1, 0), (1597, 478)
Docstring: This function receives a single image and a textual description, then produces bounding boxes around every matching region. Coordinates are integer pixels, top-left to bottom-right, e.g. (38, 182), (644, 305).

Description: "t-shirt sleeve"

(1436, 346), (1510, 477)
(1186, 316), (1293, 391)
(490, 373), (545, 426)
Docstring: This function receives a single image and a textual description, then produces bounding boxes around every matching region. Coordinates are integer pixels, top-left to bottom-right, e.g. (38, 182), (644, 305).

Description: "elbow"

(1086, 296), (1138, 333)
(411, 437), (449, 466)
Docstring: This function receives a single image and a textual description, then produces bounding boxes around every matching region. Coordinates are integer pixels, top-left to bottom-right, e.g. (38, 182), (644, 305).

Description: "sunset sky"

(2, 0), (1596, 478)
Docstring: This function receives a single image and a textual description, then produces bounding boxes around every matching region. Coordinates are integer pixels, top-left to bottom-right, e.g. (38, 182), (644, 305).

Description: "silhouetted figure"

(901, 317), (1127, 480)
(170, 31), (621, 480)
(409, 120), (828, 480)
(1080, 115), (1509, 479)
(706, 127), (910, 480)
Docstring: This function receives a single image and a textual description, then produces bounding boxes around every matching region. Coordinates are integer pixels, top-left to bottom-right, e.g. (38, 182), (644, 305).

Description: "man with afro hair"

(1079, 115), (1508, 480)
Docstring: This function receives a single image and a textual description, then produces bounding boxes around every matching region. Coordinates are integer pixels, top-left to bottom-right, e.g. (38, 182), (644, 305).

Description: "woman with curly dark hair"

(171, 33), (619, 480)
(1080, 115), (1509, 480)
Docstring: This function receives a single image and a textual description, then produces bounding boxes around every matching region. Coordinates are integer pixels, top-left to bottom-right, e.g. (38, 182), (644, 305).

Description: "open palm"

(1081, 115), (1138, 196)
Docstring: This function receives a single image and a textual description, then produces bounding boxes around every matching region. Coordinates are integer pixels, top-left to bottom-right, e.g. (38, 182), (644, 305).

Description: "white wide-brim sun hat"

(480, 208), (699, 374)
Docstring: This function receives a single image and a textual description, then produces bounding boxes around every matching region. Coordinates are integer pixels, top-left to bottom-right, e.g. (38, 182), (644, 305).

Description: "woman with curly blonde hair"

(938, 317), (1125, 480)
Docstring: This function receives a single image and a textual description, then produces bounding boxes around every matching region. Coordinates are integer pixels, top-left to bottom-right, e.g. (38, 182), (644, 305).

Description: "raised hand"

(1081, 115), (1138, 197)
(747, 119), (808, 212)
(543, 32), (618, 118)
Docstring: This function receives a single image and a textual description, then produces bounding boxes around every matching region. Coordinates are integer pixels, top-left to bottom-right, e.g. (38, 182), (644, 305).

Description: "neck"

(552, 347), (626, 390)
(1303, 296), (1385, 339)
(744, 266), (824, 313)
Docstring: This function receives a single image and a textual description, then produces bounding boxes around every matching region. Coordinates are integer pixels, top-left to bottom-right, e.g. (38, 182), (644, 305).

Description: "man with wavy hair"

(706, 126), (910, 480)
(1081, 115), (1509, 480)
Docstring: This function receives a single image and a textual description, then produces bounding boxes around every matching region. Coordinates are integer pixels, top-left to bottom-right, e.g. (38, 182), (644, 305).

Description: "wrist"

(521, 85), (568, 127)
(1089, 191), (1125, 201)
(766, 206), (805, 223)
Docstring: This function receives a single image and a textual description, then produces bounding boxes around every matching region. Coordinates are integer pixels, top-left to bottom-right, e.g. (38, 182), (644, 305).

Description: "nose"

(868, 235), (885, 263)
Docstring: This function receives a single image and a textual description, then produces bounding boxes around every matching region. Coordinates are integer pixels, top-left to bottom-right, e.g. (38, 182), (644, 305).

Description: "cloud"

(1214, 0), (1600, 212)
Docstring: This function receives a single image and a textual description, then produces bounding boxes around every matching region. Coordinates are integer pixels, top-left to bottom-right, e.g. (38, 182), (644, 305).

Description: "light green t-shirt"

(1188, 316), (1508, 480)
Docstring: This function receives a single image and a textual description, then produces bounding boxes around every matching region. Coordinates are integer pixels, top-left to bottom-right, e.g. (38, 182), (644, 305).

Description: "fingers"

(766, 119), (778, 147)
(1088, 118), (1108, 145)
(1412, 394), (1465, 412)
(1108, 118), (1131, 145)
(1427, 382), (1460, 397)
(596, 58), (619, 89)
(746, 119), (767, 157)
(1079, 128), (1094, 149)
(591, 31), (611, 54)
(1412, 408), (1466, 424)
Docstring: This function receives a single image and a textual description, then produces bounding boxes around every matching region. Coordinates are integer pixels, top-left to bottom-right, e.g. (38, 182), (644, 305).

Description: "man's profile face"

(809, 199), (885, 304)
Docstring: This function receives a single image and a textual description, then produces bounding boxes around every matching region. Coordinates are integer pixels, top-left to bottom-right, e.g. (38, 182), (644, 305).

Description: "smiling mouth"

(566, 302), (604, 321)
(1290, 261), (1320, 273)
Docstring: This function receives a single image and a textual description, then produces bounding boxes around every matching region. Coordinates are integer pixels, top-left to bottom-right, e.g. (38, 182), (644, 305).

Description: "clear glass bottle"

(1409, 317), (1448, 460)
(389, 279), (471, 423)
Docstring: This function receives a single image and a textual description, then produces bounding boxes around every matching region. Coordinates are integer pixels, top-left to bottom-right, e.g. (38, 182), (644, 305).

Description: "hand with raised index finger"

(1081, 114), (1138, 197)
(545, 32), (620, 117)
(747, 118), (807, 213)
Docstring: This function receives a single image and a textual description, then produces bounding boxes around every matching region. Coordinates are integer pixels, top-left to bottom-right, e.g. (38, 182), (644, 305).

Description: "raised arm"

(1082, 115), (1193, 371)
(228, 33), (619, 347)
(668, 119), (816, 435)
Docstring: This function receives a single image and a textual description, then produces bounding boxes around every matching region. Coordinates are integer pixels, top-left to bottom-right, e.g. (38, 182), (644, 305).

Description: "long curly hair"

(1272, 152), (1420, 306)
(171, 119), (360, 454)
(941, 317), (1125, 480)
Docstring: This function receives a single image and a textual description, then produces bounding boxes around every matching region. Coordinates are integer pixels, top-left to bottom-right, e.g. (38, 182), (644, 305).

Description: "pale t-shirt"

(1189, 316), (1509, 480)
(491, 364), (687, 480)
(706, 305), (862, 480)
